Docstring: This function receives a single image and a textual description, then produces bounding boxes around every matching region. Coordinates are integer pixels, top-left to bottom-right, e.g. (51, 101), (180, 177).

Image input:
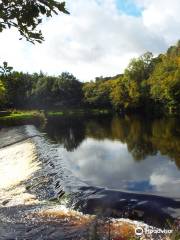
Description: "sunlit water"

(0, 125), (149, 240)
(0, 126), (97, 239)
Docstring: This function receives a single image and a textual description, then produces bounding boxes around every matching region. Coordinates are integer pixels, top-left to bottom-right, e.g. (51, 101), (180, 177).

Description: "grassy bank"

(0, 109), (111, 127)
(0, 110), (46, 127)
(47, 108), (111, 117)
(0, 109), (111, 118)
(0, 110), (41, 120)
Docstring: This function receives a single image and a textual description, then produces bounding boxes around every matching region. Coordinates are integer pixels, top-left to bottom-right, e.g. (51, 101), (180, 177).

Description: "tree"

(32, 72), (83, 108)
(109, 77), (128, 111)
(32, 75), (56, 107)
(149, 41), (180, 113)
(124, 52), (154, 85)
(0, 0), (69, 43)
(2, 71), (35, 108)
(0, 61), (13, 108)
(0, 62), (13, 76)
(52, 72), (83, 107)
(122, 52), (154, 109)
(0, 79), (6, 107)
(0, 41), (179, 114)
(83, 80), (111, 108)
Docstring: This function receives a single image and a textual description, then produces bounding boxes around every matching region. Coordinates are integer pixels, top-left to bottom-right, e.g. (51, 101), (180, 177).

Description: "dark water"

(35, 114), (180, 227)
(0, 114), (180, 239)
(44, 115), (180, 198)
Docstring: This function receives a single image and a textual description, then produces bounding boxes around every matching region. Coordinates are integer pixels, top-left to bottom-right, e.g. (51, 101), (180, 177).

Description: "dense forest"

(0, 41), (180, 115)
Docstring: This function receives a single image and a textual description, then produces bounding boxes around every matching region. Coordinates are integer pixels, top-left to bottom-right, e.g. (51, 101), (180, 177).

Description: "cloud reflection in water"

(60, 138), (180, 198)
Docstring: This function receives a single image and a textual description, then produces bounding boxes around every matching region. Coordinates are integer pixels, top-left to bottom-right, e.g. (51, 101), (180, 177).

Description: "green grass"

(0, 110), (45, 120)
(0, 108), (111, 120)
(0, 108), (111, 127)
(0, 110), (46, 127)
(47, 111), (64, 117)
(47, 109), (111, 117)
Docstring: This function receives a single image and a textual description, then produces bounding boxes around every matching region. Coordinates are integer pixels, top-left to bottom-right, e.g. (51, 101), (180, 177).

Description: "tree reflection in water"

(45, 115), (180, 169)
(36, 115), (180, 226)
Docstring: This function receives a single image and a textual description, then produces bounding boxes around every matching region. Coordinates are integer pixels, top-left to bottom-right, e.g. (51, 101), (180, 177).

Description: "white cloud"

(135, 0), (180, 43)
(0, 0), (179, 81)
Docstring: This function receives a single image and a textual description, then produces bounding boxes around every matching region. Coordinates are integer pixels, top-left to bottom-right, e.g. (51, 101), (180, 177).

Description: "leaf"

(3, 62), (7, 68)
(39, 5), (46, 14)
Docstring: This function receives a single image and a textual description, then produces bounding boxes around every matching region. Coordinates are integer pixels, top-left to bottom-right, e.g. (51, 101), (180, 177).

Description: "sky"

(0, 0), (180, 81)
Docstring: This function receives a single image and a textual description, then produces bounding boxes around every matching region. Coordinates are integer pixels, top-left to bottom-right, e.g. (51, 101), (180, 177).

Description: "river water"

(42, 115), (180, 225)
(0, 114), (180, 239)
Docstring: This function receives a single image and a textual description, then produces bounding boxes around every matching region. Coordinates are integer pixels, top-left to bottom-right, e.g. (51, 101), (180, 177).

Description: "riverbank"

(0, 125), (176, 239)
(0, 109), (110, 118)
(0, 110), (46, 128)
(0, 109), (179, 130)
(0, 109), (111, 127)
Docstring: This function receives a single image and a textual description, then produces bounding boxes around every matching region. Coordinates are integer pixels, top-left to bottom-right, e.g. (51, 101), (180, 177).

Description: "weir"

(0, 125), (178, 239)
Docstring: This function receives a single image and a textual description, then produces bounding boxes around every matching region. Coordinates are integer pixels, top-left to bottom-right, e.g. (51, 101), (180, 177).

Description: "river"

(0, 114), (179, 239)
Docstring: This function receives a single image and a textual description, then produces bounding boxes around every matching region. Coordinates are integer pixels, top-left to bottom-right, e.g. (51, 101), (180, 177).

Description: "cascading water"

(0, 125), (179, 239)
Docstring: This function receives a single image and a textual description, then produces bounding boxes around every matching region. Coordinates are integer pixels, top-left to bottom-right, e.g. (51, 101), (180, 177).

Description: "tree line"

(0, 41), (180, 114)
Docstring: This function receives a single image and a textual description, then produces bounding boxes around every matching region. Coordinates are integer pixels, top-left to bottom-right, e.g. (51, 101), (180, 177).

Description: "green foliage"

(0, 0), (69, 43)
(0, 62), (13, 76)
(149, 42), (180, 113)
(122, 52), (154, 109)
(32, 75), (57, 107)
(32, 72), (83, 108)
(0, 79), (6, 107)
(82, 52), (155, 112)
(1, 41), (180, 115)
(2, 71), (35, 108)
(0, 110), (46, 127)
(82, 42), (180, 114)
(0, 71), (83, 109)
(83, 80), (111, 108)
(0, 110), (40, 120)
(109, 77), (128, 110)
(124, 52), (154, 82)
(52, 72), (83, 106)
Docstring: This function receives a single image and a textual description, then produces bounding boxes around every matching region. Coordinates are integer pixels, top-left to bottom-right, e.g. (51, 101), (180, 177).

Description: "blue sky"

(116, 0), (142, 16)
